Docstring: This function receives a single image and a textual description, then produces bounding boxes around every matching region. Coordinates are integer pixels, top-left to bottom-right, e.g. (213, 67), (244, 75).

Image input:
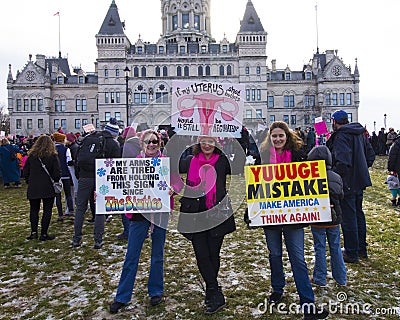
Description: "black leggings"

(191, 232), (224, 289)
(29, 197), (55, 235)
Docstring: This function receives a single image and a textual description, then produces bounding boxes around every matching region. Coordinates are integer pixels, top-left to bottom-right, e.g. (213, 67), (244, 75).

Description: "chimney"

(36, 54), (46, 69)
(271, 59), (276, 71)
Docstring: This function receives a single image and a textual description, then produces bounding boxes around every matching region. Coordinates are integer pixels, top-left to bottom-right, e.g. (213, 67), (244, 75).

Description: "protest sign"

(83, 124), (96, 133)
(245, 160), (331, 227)
(314, 117), (329, 136)
(95, 157), (171, 215)
(171, 80), (244, 138)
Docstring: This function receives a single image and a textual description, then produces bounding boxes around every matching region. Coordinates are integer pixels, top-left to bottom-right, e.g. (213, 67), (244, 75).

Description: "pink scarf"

(187, 153), (220, 209)
(269, 147), (292, 164)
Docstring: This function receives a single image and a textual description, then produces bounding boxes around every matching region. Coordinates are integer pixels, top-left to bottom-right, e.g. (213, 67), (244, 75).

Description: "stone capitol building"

(7, 0), (360, 136)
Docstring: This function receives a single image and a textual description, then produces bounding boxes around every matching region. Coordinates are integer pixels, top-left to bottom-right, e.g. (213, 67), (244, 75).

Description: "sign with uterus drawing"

(171, 80), (244, 138)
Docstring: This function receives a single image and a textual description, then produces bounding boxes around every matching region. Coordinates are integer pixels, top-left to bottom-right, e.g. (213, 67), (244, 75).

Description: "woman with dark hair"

(178, 136), (235, 314)
(23, 135), (61, 241)
(110, 129), (181, 314)
(256, 121), (328, 320)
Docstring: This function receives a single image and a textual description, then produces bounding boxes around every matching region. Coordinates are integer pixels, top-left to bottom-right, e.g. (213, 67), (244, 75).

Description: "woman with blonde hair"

(23, 135), (61, 241)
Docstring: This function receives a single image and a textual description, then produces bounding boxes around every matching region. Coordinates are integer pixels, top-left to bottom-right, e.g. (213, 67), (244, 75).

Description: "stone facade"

(7, 0), (359, 136)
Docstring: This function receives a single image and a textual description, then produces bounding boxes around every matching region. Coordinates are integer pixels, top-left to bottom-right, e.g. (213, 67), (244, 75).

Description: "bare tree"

(0, 103), (10, 135)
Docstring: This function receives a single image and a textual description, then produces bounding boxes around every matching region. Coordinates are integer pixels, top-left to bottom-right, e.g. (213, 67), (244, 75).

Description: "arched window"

(256, 66), (261, 75)
(184, 66), (189, 77)
(155, 66), (160, 77)
(206, 66), (211, 76)
(245, 66), (250, 75)
(177, 66), (182, 77)
(141, 66), (146, 77)
(163, 66), (168, 77)
(227, 65), (232, 76)
(219, 65), (225, 76)
(198, 66), (203, 76)
(133, 67), (139, 77)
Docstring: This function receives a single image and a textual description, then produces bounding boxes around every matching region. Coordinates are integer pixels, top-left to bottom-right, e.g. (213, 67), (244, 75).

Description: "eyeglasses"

(200, 139), (216, 145)
(143, 139), (159, 145)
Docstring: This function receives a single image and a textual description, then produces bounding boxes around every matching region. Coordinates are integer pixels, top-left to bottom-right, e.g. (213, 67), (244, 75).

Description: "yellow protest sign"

(244, 160), (332, 226)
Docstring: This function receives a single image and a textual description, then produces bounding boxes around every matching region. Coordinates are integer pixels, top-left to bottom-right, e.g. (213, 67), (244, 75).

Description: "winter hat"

(66, 133), (76, 143)
(104, 118), (120, 137)
(122, 126), (136, 139)
(307, 145), (332, 167)
(53, 132), (66, 143)
(331, 110), (348, 123)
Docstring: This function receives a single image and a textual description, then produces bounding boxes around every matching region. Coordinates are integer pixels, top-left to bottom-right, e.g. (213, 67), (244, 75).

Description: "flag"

(53, 12), (60, 16)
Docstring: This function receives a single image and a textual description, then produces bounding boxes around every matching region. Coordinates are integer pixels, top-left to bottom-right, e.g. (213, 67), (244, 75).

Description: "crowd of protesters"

(0, 112), (398, 319)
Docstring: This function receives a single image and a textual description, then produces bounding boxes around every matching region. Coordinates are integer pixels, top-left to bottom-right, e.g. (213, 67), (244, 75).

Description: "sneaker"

(310, 277), (326, 288)
(71, 240), (81, 248)
(268, 292), (283, 304)
(94, 241), (104, 249)
(109, 301), (126, 314)
(205, 290), (225, 314)
(304, 307), (329, 319)
(4, 185), (10, 189)
(150, 295), (163, 306)
(39, 234), (56, 241)
(117, 233), (129, 240)
(26, 232), (38, 240)
(14, 184), (22, 188)
(106, 215), (113, 222)
(342, 250), (359, 264)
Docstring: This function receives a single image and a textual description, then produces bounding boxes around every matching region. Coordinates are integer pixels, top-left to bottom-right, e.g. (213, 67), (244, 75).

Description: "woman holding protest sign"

(256, 121), (328, 320)
(177, 135), (235, 314)
(110, 129), (182, 314)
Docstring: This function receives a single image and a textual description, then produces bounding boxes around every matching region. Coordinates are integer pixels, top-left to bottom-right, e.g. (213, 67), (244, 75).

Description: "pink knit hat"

(122, 126), (137, 139)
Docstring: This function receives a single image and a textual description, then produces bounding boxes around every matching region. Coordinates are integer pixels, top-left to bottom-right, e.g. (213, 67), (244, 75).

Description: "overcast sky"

(2, 0), (399, 132)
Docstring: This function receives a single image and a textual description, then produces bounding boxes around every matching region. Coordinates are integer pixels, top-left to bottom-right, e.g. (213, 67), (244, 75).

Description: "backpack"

(76, 131), (107, 172)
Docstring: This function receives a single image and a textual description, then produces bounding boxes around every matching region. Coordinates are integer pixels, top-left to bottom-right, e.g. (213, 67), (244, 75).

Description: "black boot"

(205, 288), (225, 314)
(26, 232), (38, 240)
(392, 199), (397, 206)
(397, 198), (400, 206)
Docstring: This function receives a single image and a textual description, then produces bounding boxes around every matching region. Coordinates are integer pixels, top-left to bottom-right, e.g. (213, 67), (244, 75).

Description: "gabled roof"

(98, 0), (125, 35)
(239, 0), (265, 33)
(46, 57), (71, 77)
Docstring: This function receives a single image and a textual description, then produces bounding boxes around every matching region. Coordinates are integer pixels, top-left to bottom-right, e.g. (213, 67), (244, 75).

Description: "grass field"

(0, 156), (399, 319)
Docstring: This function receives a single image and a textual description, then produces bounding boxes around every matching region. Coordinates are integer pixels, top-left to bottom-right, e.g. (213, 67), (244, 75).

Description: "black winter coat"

(23, 154), (61, 199)
(388, 136), (400, 175)
(178, 154), (236, 239)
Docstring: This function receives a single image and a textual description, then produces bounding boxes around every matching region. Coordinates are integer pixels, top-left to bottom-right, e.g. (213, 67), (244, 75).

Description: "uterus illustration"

(177, 93), (239, 135)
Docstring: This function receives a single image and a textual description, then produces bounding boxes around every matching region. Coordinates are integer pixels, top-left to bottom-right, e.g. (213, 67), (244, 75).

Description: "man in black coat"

(326, 110), (375, 263)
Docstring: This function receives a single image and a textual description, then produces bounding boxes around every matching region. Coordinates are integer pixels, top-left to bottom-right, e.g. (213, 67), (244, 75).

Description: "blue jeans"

(115, 220), (166, 303)
(340, 190), (367, 260)
(311, 226), (347, 286)
(121, 214), (130, 237)
(264, 227), (314, 305)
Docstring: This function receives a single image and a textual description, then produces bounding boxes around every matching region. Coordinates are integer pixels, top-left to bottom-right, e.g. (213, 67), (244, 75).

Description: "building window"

(172, 15), (178, 30)
(201, 45), (207, 54)
(180, 46), (185, 54)
(116, 92), (120, 104)
(246, 89), (250, 101)
(105, 112), (111, 121)
(346, 93), (352, 105)
(326, 113), (332, 124)
(304, 95), (315, 107)
(269, 115), (275, 124)
(111, 92), (115, 103)
(227, 65), (232, 76)
(184, 66), (189, 77)
(251, 89), (256, 101)
(304, 115), (310, 125)
(266, 73), (271, 81)
(222, 45), (228, 53)
(332, 93), (338, 105)
(75, 119), (81, 129)
(61, 119), (66, 130)
(256, 109), (262, 118)
(256, 66), (261, 75)
(155, 92), (168, 103)
(141, 93), (147, 104)
(257, 89), (261, 101)
(115, 69), (120, 77)
(245, 66), (250, 75)
(137, 47), (143, 54)
(290, 115), (297, 125)
(82, 119), (88, 126)
(134, 67), (139, 77)
(284, 95), (295, 108)
(283, 115), (289, 124)
(182, 13), (189, 29)
(325, 93), (331, 106)
(268, 95), (274, 108)
(305, 72), (312, 80)
(141, 66), (146, 77)
(198, 66), (203, 76)
(16, 99), (22, 111)
(348, 113), (353, 122)
(194, 15), (200, 30)
(159, 46), (164, 54)
(245, 110), (252, 119)
(340, 93), (345, 105)
(54, 119), (59, 129)
(219, 65), (224, 76)
(285, 72), (291, 80)
(26, 119), (32, 129)
(134, 93), (140, 104)
(114, 112), (121, 121)
(30, 99), (36, 111)
(177, 66), (182, 77)
(205, 66), (211, 76)
(55, 99), (65, 112)
(24, 99), (29, 111)
(78, 76), (84, 84)
(38, 99), (43, 111)
(76, 99), (81, 111)
(155, 66), (160, 77)
(104, 69), (109, 77)
(105, 92), (109, 104)
(163, 66), (168, 76)
(57, 76), (63, 84)
(16, 119), (22, 129)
